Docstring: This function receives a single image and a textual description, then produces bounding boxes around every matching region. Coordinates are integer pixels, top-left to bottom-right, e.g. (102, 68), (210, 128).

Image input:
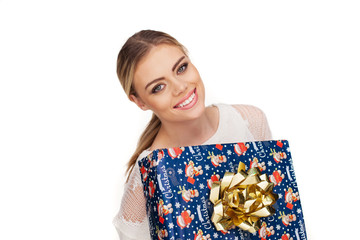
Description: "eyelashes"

(151, 84), (165, 93)
(151, 62), (189, 94)
(177, 62), (188, 74)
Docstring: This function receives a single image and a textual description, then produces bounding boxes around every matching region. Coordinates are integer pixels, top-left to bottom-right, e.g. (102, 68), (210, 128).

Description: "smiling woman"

(130, 44), (210, 149)
(113, 30), (272, 240)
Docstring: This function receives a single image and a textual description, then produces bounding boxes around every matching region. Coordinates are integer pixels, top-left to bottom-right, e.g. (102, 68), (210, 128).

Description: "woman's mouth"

(174, 89), (198, 109)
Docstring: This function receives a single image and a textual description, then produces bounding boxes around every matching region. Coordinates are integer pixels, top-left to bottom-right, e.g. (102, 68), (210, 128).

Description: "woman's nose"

(172, 78), (188, 96)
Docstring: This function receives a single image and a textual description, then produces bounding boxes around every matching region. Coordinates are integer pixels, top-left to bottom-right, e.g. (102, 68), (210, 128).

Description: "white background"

(1, 0), (359, 239)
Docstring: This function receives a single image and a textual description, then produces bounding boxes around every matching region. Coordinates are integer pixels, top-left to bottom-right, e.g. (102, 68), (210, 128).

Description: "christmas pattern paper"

(138, 140), (307, 240)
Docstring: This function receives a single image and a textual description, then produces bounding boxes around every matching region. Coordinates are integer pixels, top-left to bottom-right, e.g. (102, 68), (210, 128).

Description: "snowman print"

(157, 199), (173, 224)
(258, 222), (275, 239)
(250, 157), (266, 171)
(193, 229), (211, 240)
(284, 187), (300, 209)
(207, 151), (227, 167)
(269, 169), (285, 186)
(184, 160), (203, 184)
(176, 210), (194, 229)
(178, 186), (199, 202)
(234, 142), (249, 156)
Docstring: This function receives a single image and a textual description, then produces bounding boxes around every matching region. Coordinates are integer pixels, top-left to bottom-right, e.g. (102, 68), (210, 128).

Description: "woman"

(113, 30), (272, 239)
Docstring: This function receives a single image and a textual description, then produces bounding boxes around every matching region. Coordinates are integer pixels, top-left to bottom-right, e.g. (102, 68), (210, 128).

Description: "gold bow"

(210, 162), (278, 233)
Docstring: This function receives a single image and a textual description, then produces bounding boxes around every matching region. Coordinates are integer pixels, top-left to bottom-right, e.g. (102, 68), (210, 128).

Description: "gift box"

(139, 140), (307, 240)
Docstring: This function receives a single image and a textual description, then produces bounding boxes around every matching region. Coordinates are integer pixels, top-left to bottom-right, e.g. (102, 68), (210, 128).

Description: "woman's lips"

(173, 88), (198, 110)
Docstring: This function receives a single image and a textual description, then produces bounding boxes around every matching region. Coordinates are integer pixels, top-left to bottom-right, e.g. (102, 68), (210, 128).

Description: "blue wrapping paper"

(138, 140), (307, 240)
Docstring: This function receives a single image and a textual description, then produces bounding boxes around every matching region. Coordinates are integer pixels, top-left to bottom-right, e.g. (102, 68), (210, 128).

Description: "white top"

(113, 103), (272, 240)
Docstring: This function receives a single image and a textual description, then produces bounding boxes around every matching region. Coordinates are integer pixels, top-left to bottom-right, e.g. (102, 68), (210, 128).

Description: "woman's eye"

(152, 84), (165, 93)
(177, 63), (188, 74)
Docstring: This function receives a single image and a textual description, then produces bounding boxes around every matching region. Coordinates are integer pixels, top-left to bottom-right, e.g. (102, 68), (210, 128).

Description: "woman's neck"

(151, 106), (218, 150)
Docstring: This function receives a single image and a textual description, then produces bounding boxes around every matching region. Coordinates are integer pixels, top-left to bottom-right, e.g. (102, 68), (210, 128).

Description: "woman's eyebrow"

(145, 78), (164, 90)
(145, 56), (186, 90)
(172, 56), (185, 71)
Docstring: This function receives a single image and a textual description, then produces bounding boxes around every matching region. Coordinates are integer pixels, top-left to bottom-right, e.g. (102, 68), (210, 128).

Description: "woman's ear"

(129, 94), (149, 111)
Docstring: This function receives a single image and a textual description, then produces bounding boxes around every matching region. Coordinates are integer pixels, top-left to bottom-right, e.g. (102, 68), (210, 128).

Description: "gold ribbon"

(210, 162), (278, 233)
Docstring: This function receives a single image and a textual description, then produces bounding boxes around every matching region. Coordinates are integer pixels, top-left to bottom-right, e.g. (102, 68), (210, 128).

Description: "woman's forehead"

(140, 44), (185, 67)
(134, 45), (186, 84)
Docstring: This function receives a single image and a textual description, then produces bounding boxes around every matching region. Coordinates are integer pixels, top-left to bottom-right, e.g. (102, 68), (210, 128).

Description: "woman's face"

(131, 44), (206, 124)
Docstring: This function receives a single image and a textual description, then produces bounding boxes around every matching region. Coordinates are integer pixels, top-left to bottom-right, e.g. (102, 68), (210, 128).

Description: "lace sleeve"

(232, 104), (273, 141)
(113, 162), (151, 240)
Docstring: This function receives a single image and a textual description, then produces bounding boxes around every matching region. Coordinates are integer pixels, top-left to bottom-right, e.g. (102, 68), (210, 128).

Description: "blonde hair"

(116, 30), (188, 180)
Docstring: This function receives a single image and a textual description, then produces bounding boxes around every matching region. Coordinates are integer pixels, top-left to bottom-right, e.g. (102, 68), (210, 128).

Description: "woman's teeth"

(176, 92), (195, 108)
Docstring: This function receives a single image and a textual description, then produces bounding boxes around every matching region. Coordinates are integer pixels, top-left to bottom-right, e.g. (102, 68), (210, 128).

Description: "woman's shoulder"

(230, 104), (267, 121)
(230, 104), (272, 141)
